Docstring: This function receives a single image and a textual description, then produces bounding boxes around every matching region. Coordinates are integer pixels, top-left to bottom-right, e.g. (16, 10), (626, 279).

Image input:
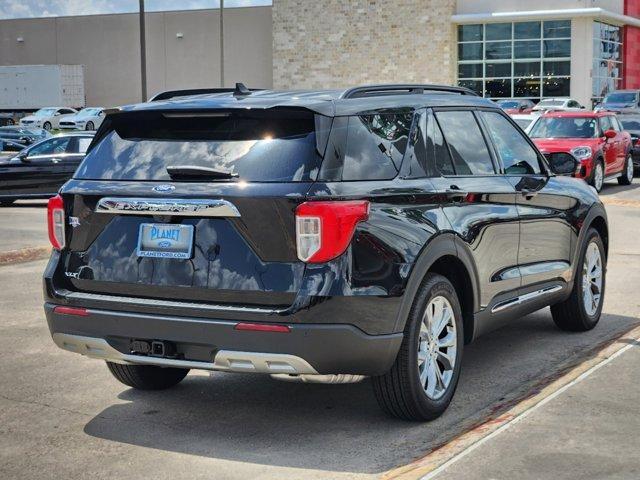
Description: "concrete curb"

(0, 246), (51, 266)
(382, 323), (640, 480)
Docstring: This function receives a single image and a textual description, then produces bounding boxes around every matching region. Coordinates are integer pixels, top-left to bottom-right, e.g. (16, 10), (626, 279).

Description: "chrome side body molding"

(491, 285), (563, 314)
(52, 333), (318, 375)
(95, 197), (241, 217)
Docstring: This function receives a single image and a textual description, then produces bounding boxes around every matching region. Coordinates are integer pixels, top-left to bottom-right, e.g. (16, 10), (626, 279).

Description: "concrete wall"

(272, 0), (457, 89)
(456, 0), (624, 15)
(0, 7), (273, 107)
(570, 17), (595, 107)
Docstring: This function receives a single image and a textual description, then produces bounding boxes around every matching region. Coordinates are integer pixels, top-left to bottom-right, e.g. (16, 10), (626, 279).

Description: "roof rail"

(149, 85), (262, 102)
(341, 84), (479, 99)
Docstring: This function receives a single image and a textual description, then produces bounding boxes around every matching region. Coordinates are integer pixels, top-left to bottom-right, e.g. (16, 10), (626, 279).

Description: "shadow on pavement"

(83, 311), (639, 475)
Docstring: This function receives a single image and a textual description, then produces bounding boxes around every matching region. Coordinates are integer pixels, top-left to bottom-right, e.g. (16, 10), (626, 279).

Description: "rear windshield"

(498, 101), (519, 108)
(604, 92), (637, 104)
(619, 115), (640, 130)
(75, 110), (331, 182)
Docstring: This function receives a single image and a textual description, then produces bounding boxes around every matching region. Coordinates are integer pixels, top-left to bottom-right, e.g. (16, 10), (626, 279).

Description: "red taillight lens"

(295, 200), (370, 263)
(53, 306), (89, 317)
(47, 194), (66, 250)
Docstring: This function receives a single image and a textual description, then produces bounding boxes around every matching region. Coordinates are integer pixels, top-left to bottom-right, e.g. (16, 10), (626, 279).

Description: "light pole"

(139, 0), (147, 101)
(220, 0), (225, 87)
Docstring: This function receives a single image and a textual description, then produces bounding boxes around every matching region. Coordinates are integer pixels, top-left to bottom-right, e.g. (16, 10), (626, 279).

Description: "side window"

(341, 112), (413, 181)
(76, 137), (93, 153)
(599, 116), (613, 133)
(429, 114), (455, 175)
(27, 137), (71, 157)
(405, 110), (428, 178)
(435, 110), (494, 175)
(481, 111), (542, 174)
(610, 116), (622, 132)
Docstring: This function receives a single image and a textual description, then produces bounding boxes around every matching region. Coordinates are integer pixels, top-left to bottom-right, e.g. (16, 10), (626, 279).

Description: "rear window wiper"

(166, 165), (239, 179)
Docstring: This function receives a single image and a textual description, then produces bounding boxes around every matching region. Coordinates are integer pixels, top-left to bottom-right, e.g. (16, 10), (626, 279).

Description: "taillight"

(47, 194), (66, 250)
(295, 200), (370, 263)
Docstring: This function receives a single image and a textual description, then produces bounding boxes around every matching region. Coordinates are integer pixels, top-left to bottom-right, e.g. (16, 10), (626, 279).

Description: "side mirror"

(17, 151), (29, 162)
(604, 129), (617, 139)
(519, 105), (526, 111)
(547, 152), (579, 176)
(580, 105), (586, 109)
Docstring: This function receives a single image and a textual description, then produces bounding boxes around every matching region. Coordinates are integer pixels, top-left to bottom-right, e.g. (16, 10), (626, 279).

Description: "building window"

(457, 20), (571, 101)
(592, 21), (623, 104)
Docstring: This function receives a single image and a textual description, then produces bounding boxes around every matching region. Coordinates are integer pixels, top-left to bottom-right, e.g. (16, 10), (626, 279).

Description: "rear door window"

(435, 110), (495, 175)
(480, 111), (542, 174)
(75, 110), (331, 182)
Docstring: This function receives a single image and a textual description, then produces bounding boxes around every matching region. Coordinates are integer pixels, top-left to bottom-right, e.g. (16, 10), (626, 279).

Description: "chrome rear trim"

(95, 197), (241, 217)
(491, 285), (563, 314)
(52, 333), (318, 374)
(63, 291), (286, 315)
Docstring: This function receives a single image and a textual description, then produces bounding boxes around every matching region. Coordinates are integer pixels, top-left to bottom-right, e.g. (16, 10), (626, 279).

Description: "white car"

(510, 113), (538, 133)
(20, 107), (78, 131)
(532, 98), (585, 114)
(59, 108), (105, 131)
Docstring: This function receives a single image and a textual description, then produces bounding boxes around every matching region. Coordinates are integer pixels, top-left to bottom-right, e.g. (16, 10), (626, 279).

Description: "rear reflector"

(295, 200), (370, 263)
(47, 194), (66, 250)
(234, 323), (291, 333)
(53, 306), (89, 317)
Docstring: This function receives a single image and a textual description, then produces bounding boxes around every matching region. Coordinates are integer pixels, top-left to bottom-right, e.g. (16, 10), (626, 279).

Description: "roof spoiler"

(149, 83), (262, 102)
(341, 84), (479, 99)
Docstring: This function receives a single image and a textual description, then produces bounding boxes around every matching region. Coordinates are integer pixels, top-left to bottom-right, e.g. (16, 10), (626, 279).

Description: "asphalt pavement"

(0, 181), (639, 479)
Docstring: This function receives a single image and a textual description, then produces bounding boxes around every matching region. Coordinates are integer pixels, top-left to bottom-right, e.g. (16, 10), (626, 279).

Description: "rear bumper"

(44, 303), (403, 376)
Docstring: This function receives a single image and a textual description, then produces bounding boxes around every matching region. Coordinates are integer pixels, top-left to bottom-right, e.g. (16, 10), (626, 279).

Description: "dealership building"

(1, 0), (640, 108)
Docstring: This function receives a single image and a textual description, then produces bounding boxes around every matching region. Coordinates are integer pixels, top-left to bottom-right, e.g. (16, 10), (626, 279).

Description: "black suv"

(44, 84), (608, 421)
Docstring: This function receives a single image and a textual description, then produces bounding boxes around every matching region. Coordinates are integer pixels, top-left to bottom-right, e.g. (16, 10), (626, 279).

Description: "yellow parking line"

(601, 197), (640, 207)
(382, 323), (640, 480)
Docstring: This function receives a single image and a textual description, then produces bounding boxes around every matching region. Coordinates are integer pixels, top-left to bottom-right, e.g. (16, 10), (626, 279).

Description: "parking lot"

(0, 181), (639, 480)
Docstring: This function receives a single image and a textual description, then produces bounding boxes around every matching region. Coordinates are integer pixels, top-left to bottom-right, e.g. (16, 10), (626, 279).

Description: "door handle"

(520, 188), (538, 198)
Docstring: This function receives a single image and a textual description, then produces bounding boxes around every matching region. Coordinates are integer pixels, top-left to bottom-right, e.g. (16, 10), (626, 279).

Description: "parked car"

(44, 84), (608, 421)
(529, 111), (633, 191)
(618, 113), (640, 172)
(595, 90), (640, 113)
(496, 99), (534, 114)
(0, 126), (51, 151)
(0, 131), (94, 206)
(510, 113), (538, 132)
(20, 107), (78, 131)
(0, 113), (15, 127)
(532, 98), (585, 114)
(59, 107), (105, 131)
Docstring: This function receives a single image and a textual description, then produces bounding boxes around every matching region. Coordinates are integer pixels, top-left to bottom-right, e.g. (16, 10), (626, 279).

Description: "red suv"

(529, 111), (634, 191)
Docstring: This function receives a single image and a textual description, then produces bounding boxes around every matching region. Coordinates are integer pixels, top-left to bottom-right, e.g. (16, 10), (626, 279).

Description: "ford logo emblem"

(153, 184), (175, 193)
(158, 241), (172, 248)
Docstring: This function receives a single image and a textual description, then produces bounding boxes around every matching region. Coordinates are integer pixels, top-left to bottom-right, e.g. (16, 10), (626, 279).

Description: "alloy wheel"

(582, 241), (603, 317)
(594, 163), (604, 191)
(417, 296), (457, 400)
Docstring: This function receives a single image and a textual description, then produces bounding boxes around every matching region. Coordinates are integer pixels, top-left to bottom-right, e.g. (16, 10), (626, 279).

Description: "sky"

(0, 0), (272, 20)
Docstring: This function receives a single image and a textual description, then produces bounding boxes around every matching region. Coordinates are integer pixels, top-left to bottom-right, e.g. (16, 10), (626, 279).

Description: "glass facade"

(457, 20), (571, 100)
(592, 21), (623, 103)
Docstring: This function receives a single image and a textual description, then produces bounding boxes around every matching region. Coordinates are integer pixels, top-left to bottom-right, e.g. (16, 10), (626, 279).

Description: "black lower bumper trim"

(44, 303), (403, 376)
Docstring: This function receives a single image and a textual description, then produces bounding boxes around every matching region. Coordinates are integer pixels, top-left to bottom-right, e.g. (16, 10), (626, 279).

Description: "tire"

(106, 362), (189, 390)
(590, 160), (604, 192)
(617, 154), (634, 186)
(43, 121), (52, 131)
(85, 121), (94, 131)
(551, 228), (606, 332)
(372, 273), (464, 421)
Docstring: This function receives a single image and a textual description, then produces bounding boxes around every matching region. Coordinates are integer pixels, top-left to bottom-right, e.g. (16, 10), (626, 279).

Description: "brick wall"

(623, 0), (640, 89)
(272, 0), (457, 89)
